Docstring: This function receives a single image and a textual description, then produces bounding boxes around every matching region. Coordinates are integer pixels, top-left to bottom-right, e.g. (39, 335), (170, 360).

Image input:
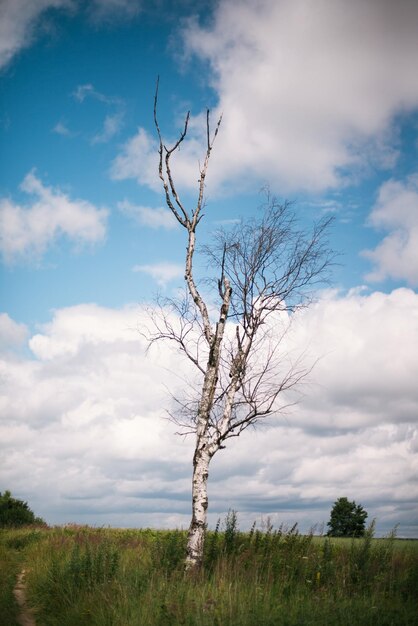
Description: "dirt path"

(13, 569), (36, 626)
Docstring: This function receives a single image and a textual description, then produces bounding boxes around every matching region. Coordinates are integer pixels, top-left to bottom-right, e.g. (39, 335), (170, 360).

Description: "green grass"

(0, 527), (46, 625)
(1, 520), (417, 625)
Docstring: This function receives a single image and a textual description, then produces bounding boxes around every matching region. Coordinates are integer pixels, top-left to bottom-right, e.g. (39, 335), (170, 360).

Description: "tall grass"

(1, 518), (417, 625)
(0, 527), (45, 625)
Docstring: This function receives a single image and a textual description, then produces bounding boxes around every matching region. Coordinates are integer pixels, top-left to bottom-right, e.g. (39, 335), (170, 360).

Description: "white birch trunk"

(185, 442), (212, 570)
(184, 360), (221, 570)
(184, 284), (231, 570)
(153, 98), (227, 570)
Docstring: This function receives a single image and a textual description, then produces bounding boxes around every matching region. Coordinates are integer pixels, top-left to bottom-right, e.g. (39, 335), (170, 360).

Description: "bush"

(0, 490), (46, 528)
(327, 497), (368, 538)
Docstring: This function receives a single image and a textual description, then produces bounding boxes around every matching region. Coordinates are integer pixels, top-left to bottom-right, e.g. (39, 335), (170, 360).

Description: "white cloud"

(127, 0), (418, 195)
(0, 1), (144, 70)
(72, 83), (125, 144)
(52, 121), (73, 136)
(72, 83), (121, 106)
(0, 304), (193, 526)
(118, 200), (177, 230)
(0, 0), (74, 70)
(133, 262), (183, 286)
(110, 127), (160, 189)
(111, 118), (221, 194)
(0, 313), (28, 351)
(287, 287), (418, 430)
(73, 83), (97, 103)
(92, 112), (124, 144)
(0, 289), (417, 533)
(0, 171), (108, 263)
(363, 175), (418, 286)
(29, 303), (142, 360)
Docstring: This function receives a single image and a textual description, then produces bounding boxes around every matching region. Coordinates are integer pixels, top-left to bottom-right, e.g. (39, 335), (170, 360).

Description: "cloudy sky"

(1, 0), (417, 536)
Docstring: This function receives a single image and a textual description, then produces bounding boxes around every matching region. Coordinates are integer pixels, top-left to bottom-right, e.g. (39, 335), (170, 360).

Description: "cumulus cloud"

(184, 0), (418, 193)
(0, 289), (417, 533)
(202, 286), (418, 533)
(111, 116), (224, 194)
(0, 313), (28, 351)
(0, 1), (144, 70)
(363, 175), (418, 286)
(133, 262), (184, 286)
(118, 200), (177, 230)
(0, 304), (193, 526)
(111, 0), (418, 194)
(0, 0), (76, 70)
(110, 128), (160, 189)
(287, 287), (418, 429)
(0, 171), (108, 263)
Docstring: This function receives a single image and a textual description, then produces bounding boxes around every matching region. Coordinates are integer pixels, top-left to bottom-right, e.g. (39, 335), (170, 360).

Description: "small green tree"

(0, 490), (46, 527)
(327, 497), (368, 537)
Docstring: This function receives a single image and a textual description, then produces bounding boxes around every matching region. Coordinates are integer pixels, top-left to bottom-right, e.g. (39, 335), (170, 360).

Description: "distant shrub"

(327, 497), (368, 538)
(0, 490), (46, 528)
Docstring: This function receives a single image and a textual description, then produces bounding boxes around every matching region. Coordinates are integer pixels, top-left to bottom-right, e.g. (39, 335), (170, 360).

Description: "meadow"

(1, 514), (417, 625)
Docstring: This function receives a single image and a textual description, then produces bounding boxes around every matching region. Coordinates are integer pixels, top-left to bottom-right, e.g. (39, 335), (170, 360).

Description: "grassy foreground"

(1, 518), (417, 625)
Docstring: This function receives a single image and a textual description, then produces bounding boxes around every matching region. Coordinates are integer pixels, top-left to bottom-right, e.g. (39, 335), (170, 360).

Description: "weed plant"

(1, 517), (417, 625)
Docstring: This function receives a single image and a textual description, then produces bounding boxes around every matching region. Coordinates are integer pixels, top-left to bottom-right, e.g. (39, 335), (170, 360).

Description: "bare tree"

(151, 82), (334, 571)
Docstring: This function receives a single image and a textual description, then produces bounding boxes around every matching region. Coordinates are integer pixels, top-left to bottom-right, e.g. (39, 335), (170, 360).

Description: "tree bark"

(185, 441), (211, 570)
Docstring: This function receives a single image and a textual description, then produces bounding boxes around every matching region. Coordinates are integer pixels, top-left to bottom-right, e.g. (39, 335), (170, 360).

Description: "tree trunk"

(185, 442), (212, 570)
(184, 278), (231, 571)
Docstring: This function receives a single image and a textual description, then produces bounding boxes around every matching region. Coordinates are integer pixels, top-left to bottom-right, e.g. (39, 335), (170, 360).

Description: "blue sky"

(1, 0), (418, 536)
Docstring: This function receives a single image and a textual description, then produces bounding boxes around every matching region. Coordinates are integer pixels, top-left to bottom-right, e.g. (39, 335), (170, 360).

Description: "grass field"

(1, 517), (417, 625)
